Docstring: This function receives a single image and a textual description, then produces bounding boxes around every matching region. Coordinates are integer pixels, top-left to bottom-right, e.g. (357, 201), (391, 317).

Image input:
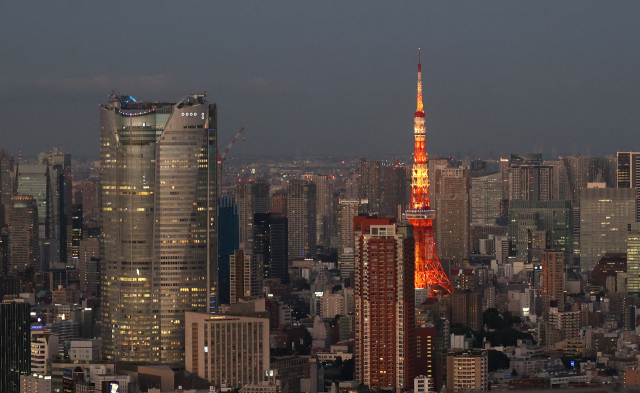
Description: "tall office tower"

(508, 200), (572, 265)
(80, 180), (99, 219)
(587, 157), (616, 187)
(0, 301), (31, 393)
(446, 351), (488, 393)
(185, 312), (270, 389)
(428, 157), (450, 211)
(381, 165), (408, 220)
(499, 158), (511, 201)
(236, 180), (270, 249)
(354, 216), (415, 391)
(580, 187), (636, 272)
(562, 156), (587, 204)
(254, 213), (288, 283)
(406, 54), (453, 295)
(541, 250), (565, 313)
(356, 158), (381, 215)
(286, 180), (316, 260)
(41, 148), (73, 264)
(617, 152), (640, 188)
(71, 204), (82, 259)
(509, 163), (554, 201)
(236, 181), (253, 248)
(338, 200), (360, 279)
(100, 94), (217, 368)
(305, 173), (334, 247)
(0, 150), (14, 225)
(470, 172), (502, 225)
(544, 160), (571, 201)
(627, 224), (640, 295)
(218, 196), (239, 305)
(8, 195), (40, 275)
(617, 152), (640, 222)
(16, 164), (50, 238)
(78, 238), (99, 295)
(451, 290), (483, 330)
(229, 249), (263, 303)
(434, 168), (470, 263)
(270, 190), (287, 214)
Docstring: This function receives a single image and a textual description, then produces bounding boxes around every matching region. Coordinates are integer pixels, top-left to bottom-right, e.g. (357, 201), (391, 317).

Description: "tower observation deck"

(406, 50), (454, 296)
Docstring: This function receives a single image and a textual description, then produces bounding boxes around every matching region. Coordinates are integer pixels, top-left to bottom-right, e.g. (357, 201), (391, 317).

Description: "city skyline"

(2, 2), (640, 160)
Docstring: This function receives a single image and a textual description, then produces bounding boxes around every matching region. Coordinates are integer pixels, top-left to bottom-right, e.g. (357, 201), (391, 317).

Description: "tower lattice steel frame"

(406, 50), (454, 296)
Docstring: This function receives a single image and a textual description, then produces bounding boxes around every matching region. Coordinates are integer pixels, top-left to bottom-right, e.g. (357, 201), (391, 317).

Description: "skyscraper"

(617, 152), (640, 221)
(470, 172), (502, 225)
(354, 216), (415, 391)
(541, 250), (565, 313)
(617, 152), (640, 189)
(580, 187), (636, 272)
(406, 52), (453, 295)
(338, 200), (360, 279)
(381, 165), (408, 220)
(356, 158), (381, 215)
(236, 179), (270, 249)
(218, 196), (239, 305)
(253, 213), (288, 284)
(435, 167), (470, 262)
(304, 173), (333, 248)
(0, 301), (31, 393)
(509, 158), (554, 201)
(627, 223), (640, 295)
(287, 180), (316, 260)
(100, 94), (217, 368)
(8, 195), (40, 275)
(16, 164), (50, 238)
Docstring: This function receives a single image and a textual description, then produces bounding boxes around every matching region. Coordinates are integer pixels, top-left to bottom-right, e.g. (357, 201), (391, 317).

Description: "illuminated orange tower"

(406, 49), (454, 296)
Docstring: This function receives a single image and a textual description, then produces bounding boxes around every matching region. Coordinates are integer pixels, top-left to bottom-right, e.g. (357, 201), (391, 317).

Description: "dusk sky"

(1, 2), (640, 161)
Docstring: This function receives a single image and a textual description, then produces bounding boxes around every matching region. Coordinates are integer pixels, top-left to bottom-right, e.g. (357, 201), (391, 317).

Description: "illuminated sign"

(109, 382), (120, 393)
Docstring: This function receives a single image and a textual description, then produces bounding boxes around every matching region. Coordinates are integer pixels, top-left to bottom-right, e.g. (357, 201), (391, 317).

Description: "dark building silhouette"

(254, 213), (288, 284)
(218, 196), (239, 305)
(0, 301), (31, 393)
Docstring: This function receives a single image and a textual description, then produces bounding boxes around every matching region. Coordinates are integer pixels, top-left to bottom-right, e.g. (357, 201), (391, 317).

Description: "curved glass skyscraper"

(100, 94), (217, 368)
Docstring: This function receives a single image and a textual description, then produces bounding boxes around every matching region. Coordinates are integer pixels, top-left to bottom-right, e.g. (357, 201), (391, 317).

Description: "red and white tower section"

(406, 50), (454, 296)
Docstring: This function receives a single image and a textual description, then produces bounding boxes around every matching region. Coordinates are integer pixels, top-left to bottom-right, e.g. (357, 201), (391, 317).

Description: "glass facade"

(100, 95), (217, 368)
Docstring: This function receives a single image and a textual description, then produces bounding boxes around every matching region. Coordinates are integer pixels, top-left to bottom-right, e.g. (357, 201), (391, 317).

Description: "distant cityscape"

(4, 63), (640, 393)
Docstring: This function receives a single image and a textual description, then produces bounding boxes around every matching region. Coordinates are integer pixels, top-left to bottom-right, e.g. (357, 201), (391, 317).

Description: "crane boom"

(218, 127), (245, 163)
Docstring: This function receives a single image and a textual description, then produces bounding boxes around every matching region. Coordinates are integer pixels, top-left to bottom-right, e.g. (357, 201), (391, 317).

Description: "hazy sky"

(1, 2), (639, 161)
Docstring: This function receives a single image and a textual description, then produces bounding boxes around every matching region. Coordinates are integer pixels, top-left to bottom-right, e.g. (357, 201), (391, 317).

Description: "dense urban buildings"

(100, 94), (218, 368)
(6, 54), (640, 393)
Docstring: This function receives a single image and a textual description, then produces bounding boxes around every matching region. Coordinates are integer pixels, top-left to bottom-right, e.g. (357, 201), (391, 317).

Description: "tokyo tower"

(406, 49), (454, 296)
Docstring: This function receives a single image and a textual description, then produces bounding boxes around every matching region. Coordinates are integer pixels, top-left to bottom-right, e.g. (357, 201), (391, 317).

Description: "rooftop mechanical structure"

(406, 50), (454, 296)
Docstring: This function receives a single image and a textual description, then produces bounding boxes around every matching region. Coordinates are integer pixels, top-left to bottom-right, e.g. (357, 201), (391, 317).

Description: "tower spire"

(416, 48), (424, 117)
(407, 49), (453, 296)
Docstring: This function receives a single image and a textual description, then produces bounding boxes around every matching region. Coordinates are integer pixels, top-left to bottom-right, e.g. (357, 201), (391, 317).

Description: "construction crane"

(217, 126), (245, 164)
(217, 126), (246, 196)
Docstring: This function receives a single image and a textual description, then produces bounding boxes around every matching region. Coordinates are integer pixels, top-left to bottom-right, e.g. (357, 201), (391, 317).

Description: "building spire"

(416, 48), (424, 117)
